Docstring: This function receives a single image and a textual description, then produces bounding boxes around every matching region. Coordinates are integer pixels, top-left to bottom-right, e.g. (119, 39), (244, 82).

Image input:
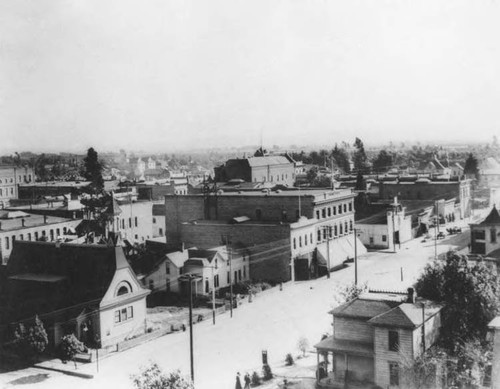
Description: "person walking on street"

(244, 373), (251, 389)
(235, 372), (242, 389)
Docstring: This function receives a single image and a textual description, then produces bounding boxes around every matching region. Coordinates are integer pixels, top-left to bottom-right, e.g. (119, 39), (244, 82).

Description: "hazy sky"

(1, 0), (500, 154)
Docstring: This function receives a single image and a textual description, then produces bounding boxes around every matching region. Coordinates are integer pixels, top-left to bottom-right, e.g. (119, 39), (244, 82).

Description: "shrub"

(285, 353), (294, 366)
(339, 282), (368, 303)
(262, 364), (273, 381)
(260, 282), (272, 291)
(59, 334), (85, 363)
(251, 371), (261, 386)
(12, 316), (48, 360)
(131, 362), (194, 389)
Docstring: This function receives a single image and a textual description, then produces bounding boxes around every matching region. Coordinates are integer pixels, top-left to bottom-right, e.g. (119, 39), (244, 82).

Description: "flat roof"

(167, 188), (353, 199)
(0, 213), (77, 231)
(19, 181), (91, 188)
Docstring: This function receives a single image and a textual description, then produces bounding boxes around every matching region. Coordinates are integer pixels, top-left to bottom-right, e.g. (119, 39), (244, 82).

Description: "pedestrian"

(244, 373), (251, 389)
(235, 372), (242, 389)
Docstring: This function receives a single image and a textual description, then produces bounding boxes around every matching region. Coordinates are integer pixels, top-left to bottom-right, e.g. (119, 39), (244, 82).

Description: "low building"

(4, 239), (150, 348)
(470, 206), (500, 255)
(0, 211), (82, 265)
(314, 290), (443, 388)
(356, 200), (412, 250)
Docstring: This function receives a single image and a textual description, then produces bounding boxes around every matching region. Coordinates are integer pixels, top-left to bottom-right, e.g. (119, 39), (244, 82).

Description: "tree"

(83, 147), (104, 193)
(354, 171), (366, 190)
(59, 334), (86, 366)
(400, 347), (447, 389)
(339, 282), (368, 303)
(415, 251), (500, 352)
(372, 149), (393, 173)
(306, 166), (318, 184)
(352, 137), (368, 173)
(464, 153), (479, 180)
(12, 316), (48, 360)
(331, 144), (350, 173)
(297, 336), (309, 357)
(131, 363), (194, 389)
(285, 353), (294, 366)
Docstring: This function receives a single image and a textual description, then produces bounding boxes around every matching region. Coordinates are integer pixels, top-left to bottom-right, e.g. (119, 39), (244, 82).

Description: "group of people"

(235, 372), (251, 389)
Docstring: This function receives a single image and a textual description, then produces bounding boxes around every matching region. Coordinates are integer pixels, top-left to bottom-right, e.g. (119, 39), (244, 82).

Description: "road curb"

(34, 365), (94, 379)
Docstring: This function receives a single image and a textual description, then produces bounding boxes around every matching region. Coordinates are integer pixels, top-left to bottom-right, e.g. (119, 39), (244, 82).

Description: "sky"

(1, 0), (500, 154)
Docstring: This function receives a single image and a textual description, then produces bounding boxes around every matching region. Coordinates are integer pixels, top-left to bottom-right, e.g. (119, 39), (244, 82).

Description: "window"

(299, 236), (302, 247)
(316, 210), (320, 219)
(389, 362), (399, 386)
(234, 270), (238, 284)
(114, 306), (134, 324)
(327, 208), (331, 217)
(227, 271), (230, 284)
(10, 188), (13, 195)
(166, 263), (170, 275)
(305, 234), (308, 245)
(323, 228), (327, 240)
(27, 233), (31, 241)
(5, 237), (9, 250)
(153, 218), (156, 224)
(322, 208), (326, 218)
(238, 269), (242, 281)
(243, 266), (246, 278)
(317, 230), (322, 242)
(349, 221), (353, 231)
(369, 237), (374, 245)
(382, 235), (387, 242)
(135, 217), (138, 227)
(128, 218), (132, 228)
(214, 274), (219, 288)
(329, 227), (333, 238)
(389, 330), (399, 351)
(334, 225), (338, 236)
(310, 233), (313, 243)
(338, 205), (342, 214)
(56, 228), (60, 237)
(344, 204), (347, 213)
(339, 224), (343, 235)
(349, 202), (352, 212)
(35, 232), (39, 240)
(121, 219), (125, 229)
(135, 234), (138, 240)
(50, 230), (54, 241)
(473, 230), (485, 240)
(293, 238), (296, 250)
(159, 228), (163, 236)
(333, 207), (336, 215)
(20, 234), (23, 240)
(491, 229), (497, 243)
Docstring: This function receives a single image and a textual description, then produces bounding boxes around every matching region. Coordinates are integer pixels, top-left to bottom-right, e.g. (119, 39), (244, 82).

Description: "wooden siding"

(334, 317), (373, 343)
(373, 327), (413, 388)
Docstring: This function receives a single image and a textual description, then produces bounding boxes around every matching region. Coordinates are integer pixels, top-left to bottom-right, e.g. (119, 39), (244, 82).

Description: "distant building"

(479, 157), (500, 188)
(470, 205), (500, 255)
(214, 149), (296, 187)
(314, 290), (443, 388)
(4, 240), (150, 348)
(18, 181), (91, 202)
(356, 199), (412, 250)
(0, 211), (82, 265)
(0, 166), (35, 207)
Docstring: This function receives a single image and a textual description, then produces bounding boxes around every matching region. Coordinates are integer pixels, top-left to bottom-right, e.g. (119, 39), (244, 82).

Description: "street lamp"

(178, 273), (203, 383)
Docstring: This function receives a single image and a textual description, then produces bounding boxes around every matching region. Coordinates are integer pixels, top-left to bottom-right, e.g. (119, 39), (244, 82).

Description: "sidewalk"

(33, 351), (99, 379)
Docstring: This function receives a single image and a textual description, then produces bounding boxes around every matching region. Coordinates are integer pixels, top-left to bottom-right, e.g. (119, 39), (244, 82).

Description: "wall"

(0, 219), (82, 265)
(334, 354), (374, 383)
(179, 222), (292, 282)
(109, 201), (153, 244)
(251, 164), (295, 187)
(412, 313), (442, 359)
(357, 223), (390, 249)
(373, 327), (413, 388)
(334, 317), (373, 343)
(152, 215), (165, 238)
(0, 166), (35, 206)
(471, 224), (500, 255)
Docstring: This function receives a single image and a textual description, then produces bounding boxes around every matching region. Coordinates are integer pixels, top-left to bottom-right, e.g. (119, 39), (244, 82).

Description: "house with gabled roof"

(470, 205), (500, 255)
(4, 237), (150, 348)
(314, 289), (443, 388)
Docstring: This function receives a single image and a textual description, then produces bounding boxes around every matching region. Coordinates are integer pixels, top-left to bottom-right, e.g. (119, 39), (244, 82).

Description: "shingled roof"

(330, 298), (400, 320)
(479, 206), (500, 225)
(368, 300), (443, 329)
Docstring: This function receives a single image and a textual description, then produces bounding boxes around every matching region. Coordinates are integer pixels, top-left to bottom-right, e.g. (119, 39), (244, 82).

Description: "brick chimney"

(407, 287), (416, 303)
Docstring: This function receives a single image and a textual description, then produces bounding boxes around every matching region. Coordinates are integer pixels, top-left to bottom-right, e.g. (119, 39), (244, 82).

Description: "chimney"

(22, 218), (25, 227)
(44, 215), (48, 224)
(407, 287), (416, 304)
(181, 242), (185, 252)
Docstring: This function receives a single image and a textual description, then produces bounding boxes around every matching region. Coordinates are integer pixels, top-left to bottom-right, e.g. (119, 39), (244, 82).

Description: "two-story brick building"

(314, 290), (443, 388)
(164, 188), (365, 282)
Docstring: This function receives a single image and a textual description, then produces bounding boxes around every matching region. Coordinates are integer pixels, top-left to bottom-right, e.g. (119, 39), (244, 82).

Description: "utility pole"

(421, 302), (426, 354)
(179, 274), (200, 382)
(224, 235), (234, 318)
(354, 228), (358, 286)
(322, 226), (331, 278)
(210, 264), (217, 325)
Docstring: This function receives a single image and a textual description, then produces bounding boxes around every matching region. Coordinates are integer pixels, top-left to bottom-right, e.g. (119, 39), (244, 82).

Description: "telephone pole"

(223, 234), (234, 318)
(354, 228), (358, 286)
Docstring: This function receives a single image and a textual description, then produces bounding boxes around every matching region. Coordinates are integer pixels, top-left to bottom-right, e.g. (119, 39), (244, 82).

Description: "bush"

(12, 316), (48, 359)
(262, 364), (273, 381)
(285, 353), (294, 366)
(251, 371), (261, 386)
(59, 334), (85, 362)
(131, 362), (194, 389)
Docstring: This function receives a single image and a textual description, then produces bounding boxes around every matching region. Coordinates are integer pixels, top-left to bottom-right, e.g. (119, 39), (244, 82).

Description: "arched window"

(116, 281), (132, 296)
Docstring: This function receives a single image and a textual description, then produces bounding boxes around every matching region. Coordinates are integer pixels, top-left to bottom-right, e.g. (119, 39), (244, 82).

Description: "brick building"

(378, 178), (472, 219)
(214, 151), (296, 187)
(164, 188), (363, 282)
(0, 166), (35, 207)
(0, 211), (82, 265)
